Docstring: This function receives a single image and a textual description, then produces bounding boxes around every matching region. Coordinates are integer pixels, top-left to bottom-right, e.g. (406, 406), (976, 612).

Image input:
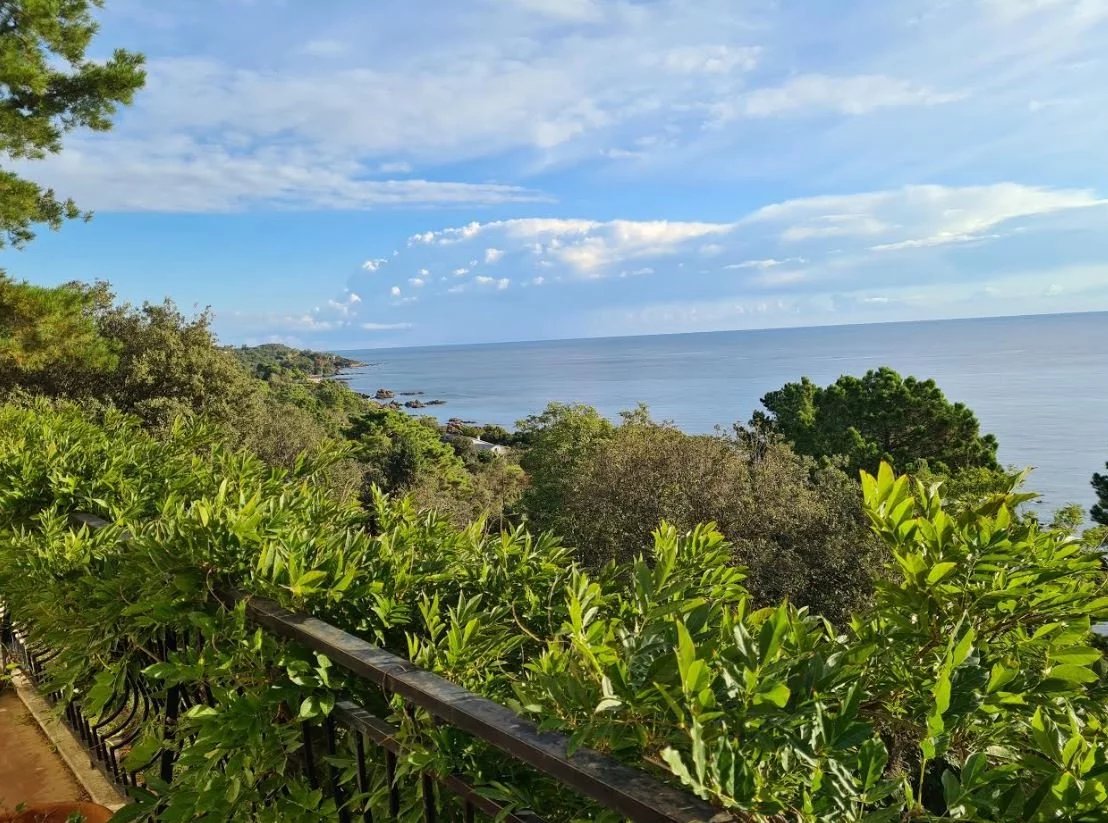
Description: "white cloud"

(24, 0), (1108, 221)
(730, 74), (965, 119)
(500, 0), (604, 22)
(390, 285), (401, 297)
(21, 136), (547, 211)
(725, 257), (805, 270)
(746, 183), (1104, 248)
(659, 45), (761, 75)
(325, 291), (365, 316)
(469, 275), (512, 290)
(353, 183), (1107, 310)
(441, 218), (734, 276)
(983, 0), (1108, 24)
(362, 258), (388, 271)
(484, 247), (504, 263)
(781, 214), (890, 242)
(361, 321), (413, 331)
(408, 277), (426, 287)
(753, 268), (809, 286)
(17, 1), (765, 211)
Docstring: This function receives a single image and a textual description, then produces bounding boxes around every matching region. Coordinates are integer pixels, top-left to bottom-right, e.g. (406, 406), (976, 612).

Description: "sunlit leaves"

(3, 402), (1108, 822)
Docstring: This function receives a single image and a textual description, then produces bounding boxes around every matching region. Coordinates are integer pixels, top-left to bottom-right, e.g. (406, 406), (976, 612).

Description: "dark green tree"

(0, 275), (116, 393)
(516, 402), (615, 538)
(755, 367), (999, 476)
(2, 0), (145, 249)
(0, 278), (347, 473)
(347, 406), (469, 495)
(526, 409), (881, 622)
(1093, 462), (1108, 525)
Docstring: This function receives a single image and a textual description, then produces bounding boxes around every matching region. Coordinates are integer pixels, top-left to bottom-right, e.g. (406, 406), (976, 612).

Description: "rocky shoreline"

(366, 386), (448, 409)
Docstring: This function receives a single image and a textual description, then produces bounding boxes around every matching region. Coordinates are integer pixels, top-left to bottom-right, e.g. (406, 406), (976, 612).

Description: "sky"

(5, 0), (1108, 349)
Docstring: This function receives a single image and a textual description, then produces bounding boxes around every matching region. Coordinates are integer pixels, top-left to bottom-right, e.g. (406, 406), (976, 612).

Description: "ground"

(0, 691), (87, 813)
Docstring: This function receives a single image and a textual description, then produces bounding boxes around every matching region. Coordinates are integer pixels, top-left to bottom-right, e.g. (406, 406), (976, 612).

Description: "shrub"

(1, 403), (1106, 821)
(519, 408), (881, 622)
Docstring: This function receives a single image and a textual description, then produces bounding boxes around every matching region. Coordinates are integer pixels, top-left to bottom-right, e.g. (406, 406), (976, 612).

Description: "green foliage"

(0, 279), (364, 480)
(519, 405), (880, 622)
(853, 463), (1108, 819)
(1092, 461), (1108, 526)
(346, 405), (469, 496)
(912, 461), (1028, 512)
(229, 343), (364, 379)
(0, 0), (145, 248)
(0, 276), (117, 393)
(756, 367), (1000, 476)
(516, 402), (615, 539)
(0, 401), (583, 820)
(1051, 504), (1087, 534)
(478, 424), (515, 445)
(1, 404), (1107, 821)
(93, 297), (262, 432)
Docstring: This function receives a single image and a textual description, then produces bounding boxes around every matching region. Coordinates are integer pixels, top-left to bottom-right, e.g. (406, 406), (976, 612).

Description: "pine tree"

(1, 0), (145, 249)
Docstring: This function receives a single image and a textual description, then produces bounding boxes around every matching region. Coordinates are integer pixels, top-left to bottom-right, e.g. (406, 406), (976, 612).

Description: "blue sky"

(6, 0), (1108, 348)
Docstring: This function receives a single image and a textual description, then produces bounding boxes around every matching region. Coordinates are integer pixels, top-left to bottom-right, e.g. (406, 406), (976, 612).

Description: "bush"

(519, 407), (881, 622)
(1, 403), (1106, 821)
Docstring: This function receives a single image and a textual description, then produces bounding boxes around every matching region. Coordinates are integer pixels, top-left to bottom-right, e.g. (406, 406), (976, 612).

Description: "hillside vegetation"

(228, 342), (365, 378)
(4, 2), (1108, 818)
(1, 401), (1106, 822)
(2, 277), (1108, 822)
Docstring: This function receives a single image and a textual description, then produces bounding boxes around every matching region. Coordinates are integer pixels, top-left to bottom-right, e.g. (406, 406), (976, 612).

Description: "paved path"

(0, 690), (87, 814)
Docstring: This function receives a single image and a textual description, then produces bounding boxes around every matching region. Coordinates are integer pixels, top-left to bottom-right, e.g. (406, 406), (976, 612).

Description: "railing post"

(0, 603), (10, 670)
(160, 629), (181, 784)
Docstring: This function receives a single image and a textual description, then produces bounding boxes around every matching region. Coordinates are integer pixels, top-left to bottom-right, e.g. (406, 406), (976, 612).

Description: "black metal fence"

(0, 514), (737, 823)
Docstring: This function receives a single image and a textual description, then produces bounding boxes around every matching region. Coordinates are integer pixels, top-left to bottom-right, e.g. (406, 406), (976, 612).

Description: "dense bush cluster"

(1, 402), (1106, 821)
(518, 404), (882, 622)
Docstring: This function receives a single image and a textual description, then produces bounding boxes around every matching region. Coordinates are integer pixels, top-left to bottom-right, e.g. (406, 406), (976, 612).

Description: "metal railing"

(1, 513), (737, 823)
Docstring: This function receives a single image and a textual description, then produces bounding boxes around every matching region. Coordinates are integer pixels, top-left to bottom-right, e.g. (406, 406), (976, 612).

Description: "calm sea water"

(341, 312), (1108, 517)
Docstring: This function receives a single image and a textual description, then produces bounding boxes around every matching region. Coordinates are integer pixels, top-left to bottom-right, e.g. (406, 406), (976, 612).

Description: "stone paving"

(0, 690), (88, 815)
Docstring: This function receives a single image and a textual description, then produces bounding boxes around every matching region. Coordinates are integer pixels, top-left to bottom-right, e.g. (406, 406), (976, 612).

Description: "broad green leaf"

(1048, 646), (1103, 666)
(926, 561), (958, 584)
(1047, 663), (1099, 684)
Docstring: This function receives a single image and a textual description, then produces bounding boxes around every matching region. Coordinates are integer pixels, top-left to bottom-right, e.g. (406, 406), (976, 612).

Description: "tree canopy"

(516, 403), (882, 621)
(755, 366), (1000, 476)
(516, 402), (615, 539)
(346, 405), (469, 495)
(1093, 461), (1108, 525)
(0, 275), (116, 392)
(230, 343), (364, 379)
(1, 0), (145, 249)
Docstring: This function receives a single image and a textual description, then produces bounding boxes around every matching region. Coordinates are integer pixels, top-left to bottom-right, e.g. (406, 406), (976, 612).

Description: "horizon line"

(322, 308), (1108, 357)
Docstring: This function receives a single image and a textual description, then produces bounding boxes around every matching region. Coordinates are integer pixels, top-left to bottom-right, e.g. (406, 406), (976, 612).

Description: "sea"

(340, 312), (1108, 519)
